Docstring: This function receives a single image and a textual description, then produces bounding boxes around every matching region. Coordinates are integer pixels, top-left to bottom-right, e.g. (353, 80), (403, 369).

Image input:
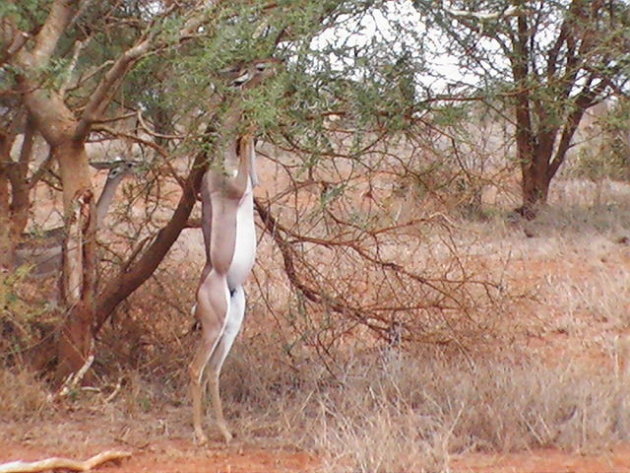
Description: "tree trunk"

(511, 10), (546, 220)
(17, 74), (98, 378)
(518, 160), (550, 219)
(54, 141), (98, 380)
(10, 116), (36, 243)
(516, 140), (554, 219)
(6, 0), (105, 380)
(0, 118), (37, 269)
(0, 132), (13, 269)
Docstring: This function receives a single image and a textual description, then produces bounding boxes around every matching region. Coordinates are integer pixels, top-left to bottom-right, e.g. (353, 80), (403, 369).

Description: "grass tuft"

(0, 367), (49, 422)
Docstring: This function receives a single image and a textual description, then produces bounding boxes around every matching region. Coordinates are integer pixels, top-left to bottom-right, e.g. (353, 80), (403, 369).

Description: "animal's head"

(90, 157), (139, 182)
(227, 58), (282, 90)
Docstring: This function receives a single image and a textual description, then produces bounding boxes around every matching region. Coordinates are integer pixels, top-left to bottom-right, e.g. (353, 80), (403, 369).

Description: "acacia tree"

(1, 0), (233, 377)
(2, 0), (512, 380)
(3, 0), (423, 377)
(0, 0), (342, 377)
(413, 0), (630, 217)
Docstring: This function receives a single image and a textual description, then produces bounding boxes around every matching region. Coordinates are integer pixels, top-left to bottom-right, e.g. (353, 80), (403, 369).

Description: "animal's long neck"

(215, 102), (256, 184)
(243, 135), (258, 187)
(234, 135), (257, 192)
(94, 176), (123, 229)
(230, 134), (258, 193)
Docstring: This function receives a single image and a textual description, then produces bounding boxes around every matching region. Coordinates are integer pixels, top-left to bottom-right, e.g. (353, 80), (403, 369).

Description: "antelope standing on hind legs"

(14, 157), (137, 277)
(189, 59), (278, 445)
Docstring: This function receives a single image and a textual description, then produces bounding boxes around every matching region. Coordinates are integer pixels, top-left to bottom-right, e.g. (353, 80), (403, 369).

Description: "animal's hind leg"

(189, 334), (215, 445)
(205, 286), (246, 443)
(189, 271), (230, 445)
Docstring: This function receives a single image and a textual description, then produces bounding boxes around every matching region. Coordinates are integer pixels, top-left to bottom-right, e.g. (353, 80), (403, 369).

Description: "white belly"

(227, 182), (256, 289)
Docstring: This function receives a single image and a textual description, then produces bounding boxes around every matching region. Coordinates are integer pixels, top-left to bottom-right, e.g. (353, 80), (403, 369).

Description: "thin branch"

(445, 6), (520, 21)
(28, 152), (55, 190)
(74, 37), (154, 141)
(69, 0), (97, 29)
(255, 197), (405, 338)
(136, 110), (186, 140)
(60, 39), (86, 97)
(548, 76), (609, 178)
(67, 60), (115, 95)
(1, 31), (30, 65)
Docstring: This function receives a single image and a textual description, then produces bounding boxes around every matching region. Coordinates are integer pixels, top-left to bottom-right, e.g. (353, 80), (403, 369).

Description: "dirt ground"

(0, 442), (316, 473)
(4, 438), (630, 472)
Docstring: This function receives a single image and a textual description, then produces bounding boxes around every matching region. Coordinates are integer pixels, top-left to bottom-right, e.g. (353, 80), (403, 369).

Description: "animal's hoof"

(194, 430), (208, 446)
(219, 427), (233, 445)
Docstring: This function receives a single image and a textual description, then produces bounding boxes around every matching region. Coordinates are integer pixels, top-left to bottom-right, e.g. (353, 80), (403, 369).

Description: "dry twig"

(0, 450), (131, 473)
(47, 348), (94, 402)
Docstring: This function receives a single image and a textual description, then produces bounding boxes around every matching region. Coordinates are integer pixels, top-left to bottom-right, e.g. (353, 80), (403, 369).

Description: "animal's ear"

(90, 161), (114, 170)
(231, 70), (251, 88)
(90, 156), (126, 170)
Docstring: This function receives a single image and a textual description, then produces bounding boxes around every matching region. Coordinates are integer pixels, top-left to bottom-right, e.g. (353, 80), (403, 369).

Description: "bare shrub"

(570, 99), (630, 185)
(249, 138), (512, 362)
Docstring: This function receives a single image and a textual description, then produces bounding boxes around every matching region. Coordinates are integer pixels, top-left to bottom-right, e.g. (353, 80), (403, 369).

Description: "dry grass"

(2, 176), (629, 472)
(3, 342), (629, 472)
(0, 366), (48, 422)
(211, 340), (629, 470)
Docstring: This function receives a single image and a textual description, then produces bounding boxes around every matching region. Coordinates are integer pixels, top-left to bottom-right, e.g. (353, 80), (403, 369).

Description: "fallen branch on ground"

(0, 450), (131, 473)
(48, 342), (95, 403)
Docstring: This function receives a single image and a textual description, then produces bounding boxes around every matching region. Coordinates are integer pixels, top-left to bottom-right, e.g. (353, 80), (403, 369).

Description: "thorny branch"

(254, 192), (500, 349)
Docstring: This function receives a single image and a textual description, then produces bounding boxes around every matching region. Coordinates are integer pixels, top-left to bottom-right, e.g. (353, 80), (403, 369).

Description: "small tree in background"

(412, 0), (630, 217)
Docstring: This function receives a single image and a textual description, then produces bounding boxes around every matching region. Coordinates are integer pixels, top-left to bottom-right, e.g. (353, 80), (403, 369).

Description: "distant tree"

(413, 0), (630, 217)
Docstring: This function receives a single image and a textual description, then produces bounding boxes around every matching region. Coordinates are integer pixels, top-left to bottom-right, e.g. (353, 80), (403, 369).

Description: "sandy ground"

(4, 439), (630, 472)
(0, 442), (316, 473)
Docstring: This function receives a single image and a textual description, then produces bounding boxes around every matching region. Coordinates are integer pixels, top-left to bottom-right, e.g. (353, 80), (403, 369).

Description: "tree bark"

(518, 151), (551, 219)
(0, 111), (32, 269)
(55, 143), (96, 379)
(9, 115), (35, 243)
(16, 91), (98, 378)
(0, 131), (13, 269)
(510, 7), (546, 219)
